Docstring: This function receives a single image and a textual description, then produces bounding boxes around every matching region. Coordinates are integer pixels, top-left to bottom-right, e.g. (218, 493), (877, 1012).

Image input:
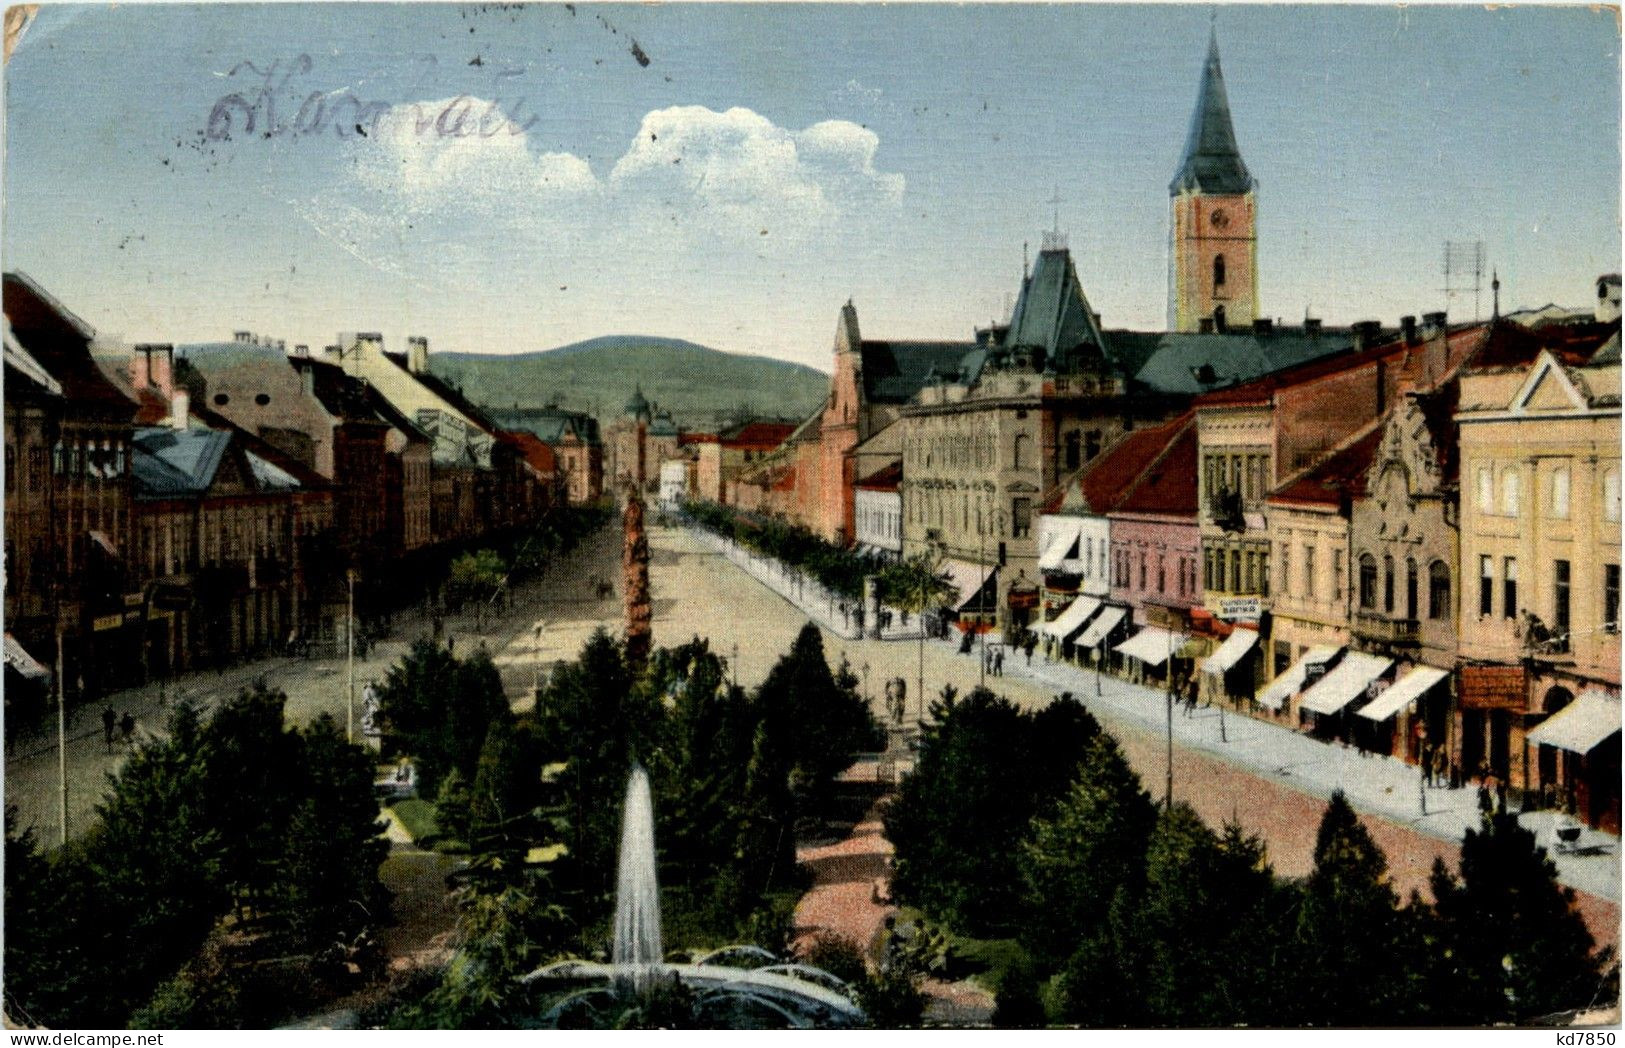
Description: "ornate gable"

(1368, 398), (1442, 500)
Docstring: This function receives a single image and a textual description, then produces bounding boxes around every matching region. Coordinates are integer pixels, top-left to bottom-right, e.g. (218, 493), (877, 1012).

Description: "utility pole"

(55, 611), (67, 847)
(346, 569), (356, 743)
(1165, 628), (1174, 812)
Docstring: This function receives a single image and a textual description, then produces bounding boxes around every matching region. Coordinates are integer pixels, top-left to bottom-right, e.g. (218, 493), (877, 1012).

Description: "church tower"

(1168, 29), (1258, 333)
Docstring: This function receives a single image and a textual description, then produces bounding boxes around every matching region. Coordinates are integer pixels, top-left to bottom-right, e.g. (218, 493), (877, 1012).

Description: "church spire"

(1170, 27), (1253, 196)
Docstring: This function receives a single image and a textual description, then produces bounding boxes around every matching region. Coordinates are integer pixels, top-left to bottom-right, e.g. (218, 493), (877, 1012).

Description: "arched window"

(1428, 560), (1451, 620)
(1358, 553), (1378, 610)
(1501, 469), (1520, 516)
(1213, 254), (1227, 289)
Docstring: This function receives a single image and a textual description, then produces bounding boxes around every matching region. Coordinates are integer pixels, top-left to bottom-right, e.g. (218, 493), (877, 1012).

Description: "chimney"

(407, 335), (429, 374)
(298, 362), (315, 398)
(1401, 315), (1418, 345)
(132, 343), (175, 398)
(1304, 318), (1322, 336)
(1252, 318), (1274, 335)
(292, 344), (309, 357)
(1352, 320), (1382, 351)
(170, 388), (190, 431)
(1422, 311), (1448, 339)
(233, 330), (253, 344)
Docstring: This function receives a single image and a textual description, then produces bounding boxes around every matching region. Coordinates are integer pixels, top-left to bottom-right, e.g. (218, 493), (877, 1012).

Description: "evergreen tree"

(375, 640), (511, 797)
(1428, 813), (1615, 1024)
(1294, 791), (1410, 1026)
(1018, 733), (1156, 966)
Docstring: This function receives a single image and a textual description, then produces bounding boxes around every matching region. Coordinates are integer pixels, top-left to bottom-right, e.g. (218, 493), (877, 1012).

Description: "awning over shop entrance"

(1357, 666), (1449, 723)
(1039, 595), (1100, 641)
(1526, 690), (1622, 754)
(943, 560), (998, 613)
(1257, 646), (1341, 711)
(1300, 652), (1394, 717)
(1114, 626), (1190, 667)
(4, 633), (49, 681)
(1038, 518), (1084, 572)
(1076, 606), (1126, 648)
(1201, 628), (1258, 675)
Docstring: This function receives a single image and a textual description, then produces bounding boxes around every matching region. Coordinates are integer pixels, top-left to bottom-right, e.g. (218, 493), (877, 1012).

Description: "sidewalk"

(972, 640), (1621, 904)
(687, 528), (922, 642)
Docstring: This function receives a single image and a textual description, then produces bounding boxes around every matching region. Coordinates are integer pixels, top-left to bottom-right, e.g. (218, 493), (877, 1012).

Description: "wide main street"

(8, 518), (1618, 953)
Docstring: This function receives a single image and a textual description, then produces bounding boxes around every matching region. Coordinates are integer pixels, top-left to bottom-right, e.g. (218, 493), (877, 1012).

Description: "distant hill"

(428, 336), (828, 429)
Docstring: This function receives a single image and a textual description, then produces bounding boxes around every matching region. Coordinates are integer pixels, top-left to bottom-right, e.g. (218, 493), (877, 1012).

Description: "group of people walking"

(100, 707), (136, 752)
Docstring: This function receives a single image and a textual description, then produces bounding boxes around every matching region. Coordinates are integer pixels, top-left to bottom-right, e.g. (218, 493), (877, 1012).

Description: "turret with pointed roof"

(1170, 28), (1254, 197)
(1168, 28), (1260, 334)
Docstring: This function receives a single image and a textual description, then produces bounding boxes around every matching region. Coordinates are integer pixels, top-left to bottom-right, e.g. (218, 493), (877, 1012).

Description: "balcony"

(1353, 611), (1420, 646)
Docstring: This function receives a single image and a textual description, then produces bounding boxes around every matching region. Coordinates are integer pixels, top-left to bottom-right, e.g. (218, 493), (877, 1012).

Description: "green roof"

(1170, 31), (1254, 196)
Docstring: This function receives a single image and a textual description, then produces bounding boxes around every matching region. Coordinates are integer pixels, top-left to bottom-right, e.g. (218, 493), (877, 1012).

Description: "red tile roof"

(1067, 412), (1194, 514)
(1111, 419), (1198, 516)
(723, 421), (797, 450)
(857, 461), (902, 492)
(500, 430), (557, 477)
(1469, 317), (1618, 370)
(1267, 422), (1383, 508)
(1195, 325), (1486, 408)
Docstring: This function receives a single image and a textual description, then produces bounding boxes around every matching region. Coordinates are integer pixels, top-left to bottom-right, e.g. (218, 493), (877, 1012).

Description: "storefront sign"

(1459, 664), (1526, 711)
(92, 613), (124, 632)
(1219, 597), (1262, 622)
(1146, 604), (1189, 631)
(124, 593), (144, 608)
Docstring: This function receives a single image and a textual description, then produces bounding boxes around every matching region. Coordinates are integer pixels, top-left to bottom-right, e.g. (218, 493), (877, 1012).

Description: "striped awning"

(4, 633), (49, 681)
(1114, 626), (1190, 667)
(1526, 691), (1621, 754)
(1357, 666), (1450, 723)
(1256, 646), (1341, 711)
(1201, 628), (1258, 675)
(1038, 518), (1084, 572)
(1300, 653), (1394, 717)
(1077, 605), (1127, 648)
(1039, 595), (1101, 641)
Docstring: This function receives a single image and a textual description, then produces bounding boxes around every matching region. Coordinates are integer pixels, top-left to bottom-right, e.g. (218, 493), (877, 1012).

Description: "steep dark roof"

(288, 356), (385, 424)
(1268, 423), (1383, 508)
(3, 272), (137, 415)
(1411, 382), (1462, 487)
(1110, 327), (1354, 394)
(722, 420), (797, 449)
(1004, 248), (1106, 363)
(1470, 317), (1619, 370)
(357, 384), (430, 444)
(1170, 30), (1254, 196)
(859, 340), (978, 404)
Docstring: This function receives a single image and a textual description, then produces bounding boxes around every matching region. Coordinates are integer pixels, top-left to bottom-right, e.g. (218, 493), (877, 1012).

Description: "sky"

(4, 3), (1620, 373)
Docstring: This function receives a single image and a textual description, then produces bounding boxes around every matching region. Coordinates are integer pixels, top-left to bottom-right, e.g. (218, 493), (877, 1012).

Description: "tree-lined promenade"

(4, 516), (1617, 1028)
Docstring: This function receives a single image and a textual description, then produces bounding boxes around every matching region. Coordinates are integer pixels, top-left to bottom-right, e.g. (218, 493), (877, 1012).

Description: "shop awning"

(940, 560), (997, 613)
(1039, 595), (1101, 641)
(1357, 665), (1450, 723)
(4, 633), (49, 681)
(1526, 690), (1622, 755)
(1038, 518), (1084, 572)
(1300, 652), (1394, 717)
(1076, 605), (1127, 648)
(1256, 646), (1341, 711)
(1202, 628), (1258, 675)
(1114, 626), (1190, 666)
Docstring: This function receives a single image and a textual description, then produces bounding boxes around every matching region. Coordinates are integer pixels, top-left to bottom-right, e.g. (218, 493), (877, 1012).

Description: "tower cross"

(1048, 185), (1063, 235)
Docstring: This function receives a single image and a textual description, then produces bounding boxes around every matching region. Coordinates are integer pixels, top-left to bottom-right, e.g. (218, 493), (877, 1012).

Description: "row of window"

(1202, 543), (1271, 595)
(1202, 451), (1271, 508)
(1474, 464), (1622, 523)
(1473, 556), (1621, 636)
(1355, 553), (1451, 620)
(1111, 547), (1198, 598)
(857, 504), (902, 543)
(906, 489), (1033, 539)
(1277, 544), (1345, 604)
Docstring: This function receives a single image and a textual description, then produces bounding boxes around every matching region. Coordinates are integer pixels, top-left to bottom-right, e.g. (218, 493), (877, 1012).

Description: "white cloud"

(348, 100), (902, 245)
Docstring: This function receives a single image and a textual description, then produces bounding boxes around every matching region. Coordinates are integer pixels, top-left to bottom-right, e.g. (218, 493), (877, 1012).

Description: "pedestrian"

(101, 707), (116, 753)
(1421, 743), (1434, 788)
(1024, 633), (1036, 666)
(119, 712), (135, 745)
(993, 647), (1004, 677)
(1495, 777), (1508, 815)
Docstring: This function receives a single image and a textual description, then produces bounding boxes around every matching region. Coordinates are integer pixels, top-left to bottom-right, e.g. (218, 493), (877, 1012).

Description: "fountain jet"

(612, 765), (663, 993)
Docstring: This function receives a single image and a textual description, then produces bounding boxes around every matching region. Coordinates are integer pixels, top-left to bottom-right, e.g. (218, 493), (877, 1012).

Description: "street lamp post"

(532, 620), (547, 700)
(346, 569), (356, 743)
